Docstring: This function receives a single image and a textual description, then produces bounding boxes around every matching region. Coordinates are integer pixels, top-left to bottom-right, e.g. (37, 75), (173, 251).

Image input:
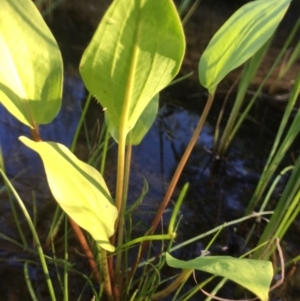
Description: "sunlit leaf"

(107, 93), (159, 145)
(0, 0), (62, 128)
(80, 0), (185, 136)
(199, 0), (291, 93)
(20, 136), (118, 252)
(166, 253), (273, 301)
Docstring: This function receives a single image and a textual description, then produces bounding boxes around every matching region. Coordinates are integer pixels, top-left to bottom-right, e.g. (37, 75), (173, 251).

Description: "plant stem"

(100, 121), (111, 175)
(68, 217), (100, 283)
(152, 93), (215, 232)
(151, 269), (193, 300)
(71, 93), (92, 152)
(101, 248), (114, 301)
(129, 93), (215, 278)
(115, 144), (132, 290)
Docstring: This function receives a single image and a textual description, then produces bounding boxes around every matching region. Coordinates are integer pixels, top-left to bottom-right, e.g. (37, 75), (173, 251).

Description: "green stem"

(100, 121), (111, 175)
(71, 93), (92, 153)
(119, 234), (173, 250)
(115, 143), (132, 289)
(63, 216), (69, 301)
(152, 93), (215, 233)
(101, 248), (114, 301)
(151, 269), (193, 300)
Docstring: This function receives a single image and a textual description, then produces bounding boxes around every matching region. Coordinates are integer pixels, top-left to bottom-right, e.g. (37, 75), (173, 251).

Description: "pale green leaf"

(20, 136), (118, 252)
(199, 0), (291, 93)
(80, 0), (185, 135)
(0, 0), (62, 128)
(107, 93), (159, 145)
(166, 253), (273, 301)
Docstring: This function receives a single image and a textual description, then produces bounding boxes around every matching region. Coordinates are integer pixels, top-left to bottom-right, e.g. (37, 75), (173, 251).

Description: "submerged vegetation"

(0, 0), (299, 300)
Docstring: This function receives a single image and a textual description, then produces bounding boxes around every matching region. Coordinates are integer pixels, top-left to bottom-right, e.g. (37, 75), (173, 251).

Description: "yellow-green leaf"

(80, 0), (185, 136)
(20, 136), (118, 251)
(0, 0), (62, 128)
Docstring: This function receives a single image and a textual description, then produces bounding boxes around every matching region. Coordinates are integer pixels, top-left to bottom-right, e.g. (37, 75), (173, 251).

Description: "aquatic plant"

(0, 0), (298, 300)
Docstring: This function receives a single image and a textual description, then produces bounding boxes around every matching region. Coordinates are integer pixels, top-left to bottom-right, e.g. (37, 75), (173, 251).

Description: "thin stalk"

(6, 184), (28, 247)
(152, 92), (215, 233)
(0, 170), (57, 301)
(63, 216), (69, 301)
(100, 121), (111, 175)
(259, 165), (294, 212)
(119, 234), (173, 250)
(204, 278), (227, 301)
(214, 73), (241, 151)
(101, 248), (114, 301)
(275, 190), (300, 239)
(168, 72), (194, 87)
(45, 205), (64, 248)
(168, 183), (189, 235)
(51, 234), (64, 292)
(71, 93), (92, 153)
(115, 143), (132, 289)
(182, 0), (202, 26)
(24, 262), (39, 301)
(151, 269), (193, 300)
(179, 276), (215, 301)
(68, 217), (100, 282)
(0, 152), (27, 247)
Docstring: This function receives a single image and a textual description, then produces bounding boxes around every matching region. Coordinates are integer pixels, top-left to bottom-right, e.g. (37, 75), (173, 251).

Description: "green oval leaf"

(19, 136), (118, 252)
(166, 253), (273, 301)
(199, 0), (291, 93)
(80, 0), (185, 135)
(0, 0), (63, 128)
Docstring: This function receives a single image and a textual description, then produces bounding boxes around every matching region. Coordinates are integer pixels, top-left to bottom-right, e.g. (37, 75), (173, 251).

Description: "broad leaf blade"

(80, 0), (185, 135)
(0, 0), (62, 128)
(107, 93), (159, 145)
(20, 136), (118, 252)
(199, 0), (291, 93)
(166, 253), (273, 301)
